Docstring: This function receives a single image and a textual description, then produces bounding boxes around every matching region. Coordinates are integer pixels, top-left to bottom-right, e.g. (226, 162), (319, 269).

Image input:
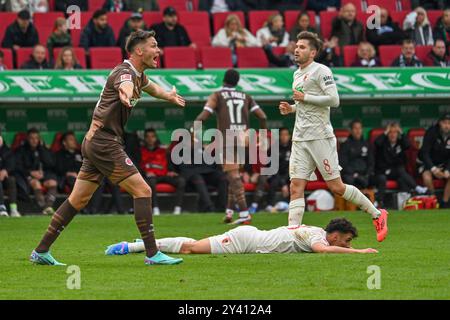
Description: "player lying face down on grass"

(106, 217), (378, 255)
(30, 30), (187, 267)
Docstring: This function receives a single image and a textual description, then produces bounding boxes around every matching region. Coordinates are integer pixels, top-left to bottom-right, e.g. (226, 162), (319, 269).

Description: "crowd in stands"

(1, 114), (449, 217)
(0, 0), (450, 69)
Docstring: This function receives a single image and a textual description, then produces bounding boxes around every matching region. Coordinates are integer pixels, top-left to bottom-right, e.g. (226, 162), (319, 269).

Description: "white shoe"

(0, 209), (9, 217)
(265, 205), (273, 212)
(173, 206), (181, 215)
(10, 208), (21, 217)
(153, 207), (160, 216)
(42, 207), (55, 215)
(415, 186), (428, 194)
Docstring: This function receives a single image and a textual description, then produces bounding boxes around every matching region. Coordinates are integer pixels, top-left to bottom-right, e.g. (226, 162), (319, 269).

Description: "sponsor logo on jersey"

(120, 74), (132, 82)
(125, 157), (133, 166)
(323, 75), (334, 86)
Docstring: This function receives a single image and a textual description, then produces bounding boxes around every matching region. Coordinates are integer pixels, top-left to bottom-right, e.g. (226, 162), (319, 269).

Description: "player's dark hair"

(223, 69), (240, 87)
(280, 127), (290, 134)
(93, 9), (108, 20)
(27, 128), (40, 136)
(349, 119), (362, 129)
(297, 31), (322, 56)
(126, 30), (156, 54)
(325, 218), (358, 238)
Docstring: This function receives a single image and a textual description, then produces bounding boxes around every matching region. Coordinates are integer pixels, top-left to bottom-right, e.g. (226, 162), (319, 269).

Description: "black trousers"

(342, 173), (370, 189)
(0, 176), (18, 205)
(267, 173), (290, 206)
(187, 171), (227, 212)
(146, 175), (186, 208)
(375, 166), (416, 204)
(86, 178), (125, 214)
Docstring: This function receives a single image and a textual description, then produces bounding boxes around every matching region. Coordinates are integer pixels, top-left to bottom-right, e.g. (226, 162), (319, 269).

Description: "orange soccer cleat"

(373, 209), (389, 242)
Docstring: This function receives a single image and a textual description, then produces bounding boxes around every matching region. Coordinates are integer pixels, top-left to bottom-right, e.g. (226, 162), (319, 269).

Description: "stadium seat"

(334, 128), (351, 150)
(200, 47), (233, 68)
(272, 46), (286, 56)
(143, 12), (163, 27)
(366, 0), (410, 12)
(163, 46), (197, 68)
(236, 47), (269, 68)
(341, 0), (364, 12)
(0, 12), (17, 42)
(69, 11), (94, 47)
(11, 132), (27, 151)
(390, 10), (408, 27)
(107, 12), (132, 38)
(156, 183), (176, 193)
(343, 45), (359, 67)
(248, 10), (278, 35)
(158, 0), (191, 12)
(406, 128), (426, 177)
(427, 10), (442, 28)
(178, 12), (211, 47)
(0, 48), (14, 69)
(53, 47), (87, 68)
(415, 45), (432, 62)
(386, 180), (399, 189)
(33, 12), (65, 44)
(369, 128), (385, 145)
(88, 0), (104, 11)
(283, 10), (316, 32)
(50, 132), (64, 153)
(319, 11), (338, 40)
(379, 45), (402, 66)
(244, 183), (256, 192)
(356, 11), (371, 31)
(90, 47), (122, 69)
(16, 47), (49, 68)
(212, 11), (245, 34)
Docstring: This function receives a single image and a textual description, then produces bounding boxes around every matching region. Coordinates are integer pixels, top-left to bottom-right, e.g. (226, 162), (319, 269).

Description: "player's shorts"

(78, 129), (138, 185)
(289, 137), (341, 181)
(209, 226), (259, 254)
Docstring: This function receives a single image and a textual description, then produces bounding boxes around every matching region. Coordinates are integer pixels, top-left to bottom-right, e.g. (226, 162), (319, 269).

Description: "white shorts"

(289, 137), (341, 181)
(209, 226), (259, 254)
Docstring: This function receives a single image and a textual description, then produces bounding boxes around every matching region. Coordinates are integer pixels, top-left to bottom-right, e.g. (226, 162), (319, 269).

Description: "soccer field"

(0, 210), (449, 300)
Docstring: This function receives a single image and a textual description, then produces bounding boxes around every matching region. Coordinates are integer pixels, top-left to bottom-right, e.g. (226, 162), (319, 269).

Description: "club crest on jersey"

(125, 157), (133, 166)
(120, 74), (132, 82)
(303, 74), (309, 82)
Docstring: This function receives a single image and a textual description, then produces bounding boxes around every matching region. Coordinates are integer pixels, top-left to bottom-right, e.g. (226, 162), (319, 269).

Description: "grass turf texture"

(0, 210), (449, 300)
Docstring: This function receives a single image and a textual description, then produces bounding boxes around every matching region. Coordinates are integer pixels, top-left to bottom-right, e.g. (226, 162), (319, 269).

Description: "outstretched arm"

(252, 106), (268, 129)
(312, 243), (378, 254)
(143, 82), (185, 107)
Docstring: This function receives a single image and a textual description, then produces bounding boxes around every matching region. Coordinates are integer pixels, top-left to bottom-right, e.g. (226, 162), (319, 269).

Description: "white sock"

(239, 210), (249, 218)
(128, 241), (145, 253)
(156, 237), (196, 253)
(288, 198), (305, 226)
(343, 184), (380, 219)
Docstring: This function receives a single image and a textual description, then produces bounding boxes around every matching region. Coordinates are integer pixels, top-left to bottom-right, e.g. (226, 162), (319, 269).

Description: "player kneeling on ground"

(106, 217), (378, 255)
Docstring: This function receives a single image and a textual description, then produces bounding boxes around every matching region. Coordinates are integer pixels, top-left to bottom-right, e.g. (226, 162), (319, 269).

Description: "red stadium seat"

(319, 11), (338, 40)
(415, 45), (432, 63)
(50, 132), (64, 153)
(343, 45), (359, 66)
(244, 183), (256, 192)
(156, 183), (176, 193)
(433, 179), (445, 189)
(406, 128), (425, 176)
(143, 12), (163, 27)
(369, 128), (385, 145)
(107, 12), (132, 38)
(53, 47), (87, 68)
(200, 47), (233, 68)
(379, 45), (401, 66)
(427, 10), (442, 28)
(284, 10), (316, 32)
(356, 11), (371, 31)
(386, 180), (398, 189)
(0, 48), (14, 69)
(158, 0), (191, 12)
(88, 0), (104, 11)
(366, 0), (410, 12)
(248, 10), (278, 35)
(90, 47), (122, 69)
(236, 47), (269, 68)
(306, 181), (328, 191)
(212, 11), (245, 34)
(341, 0), (364, 12)
(0, 12), (17, 43)
(272, 46), (286, 56)
(334, 128), (350, 150)
(69, 11), (94, 47)
(11, 132), (27, 151)
(179, 12), (211, 46)
(163, 47), (197, 68)
(16, 47), (49, 68)
(390, 10), (408, 26)
(33, 12), (65, 44)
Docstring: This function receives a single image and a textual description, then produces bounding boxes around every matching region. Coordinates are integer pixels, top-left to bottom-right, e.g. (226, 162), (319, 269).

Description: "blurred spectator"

(339, 119), (373, 189)
(266, 0), (307, 12)
(423, 39), (450, 66)
(411, 0), (450, 10)
(330, 3), (364, 46)
(316, 37), (342, 67)
(433, 8), (450, 49)
(373, 122), (427, 207)
(54, 46), (83, 70)
(55, 0), (88, 12)
(391, 39), (424, 67)
(0, 51), (6, 71)
(256, 13), (289, 47)
(55, 131), (82, 192)
(263, 41), (296, 68)
(351, 42), (381, 67)
(15, 128), (58, 215)
(198, 0), (243, 13)
(366, 8), (405, 48)
(243, 154), (268, 214)
(240, 0), (269, 11)
(307, 0), (339, 14)
(0, 132), (20, 217)
(1, 10), (39, 50)
(123, 0), (158, 12)
(212, 13), (258, 48)
(418, 114), (450, 208)
(265, 127), (291, 212)
(3, 0), (48, 13)
(117, 12), (146, 58)
(403, 6), (434, 46)
(102, 0), (127, 12)
(150, 7), (194, 52)
(20, 44), (52, 69)
(140, 129), (185, 216)
(85, 178), (126, 214)
(79, 9), (115, 52)
(47, 17), (72, 61)
(289, 12), (318, 42)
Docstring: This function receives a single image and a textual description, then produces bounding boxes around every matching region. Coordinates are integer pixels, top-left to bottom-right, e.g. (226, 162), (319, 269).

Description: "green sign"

(0, 68), (449, 103)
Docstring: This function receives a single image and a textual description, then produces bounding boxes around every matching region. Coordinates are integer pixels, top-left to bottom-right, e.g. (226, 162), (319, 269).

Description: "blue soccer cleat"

(105, 241), (129, 255)
(144, 251), (183, 265)
(29, 250), (66, 266)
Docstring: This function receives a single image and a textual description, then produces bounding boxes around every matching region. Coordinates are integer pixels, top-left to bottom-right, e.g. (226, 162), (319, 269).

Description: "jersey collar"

(124, 59), (142, 78)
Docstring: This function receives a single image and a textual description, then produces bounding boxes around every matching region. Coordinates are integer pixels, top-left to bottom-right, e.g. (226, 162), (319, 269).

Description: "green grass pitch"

(0, 210), (449, 300)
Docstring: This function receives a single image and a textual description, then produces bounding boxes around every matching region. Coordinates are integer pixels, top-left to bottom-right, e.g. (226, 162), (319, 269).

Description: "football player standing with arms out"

(279, 31), (389, 242)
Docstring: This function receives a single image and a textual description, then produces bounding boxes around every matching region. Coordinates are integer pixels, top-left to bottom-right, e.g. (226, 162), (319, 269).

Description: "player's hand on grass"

(168, 86), (186, 108)
(292, 89), (305, 102)
(279, 101), (294, 115)
(359, 248), (378, 254)
(119, 86), (132, 108)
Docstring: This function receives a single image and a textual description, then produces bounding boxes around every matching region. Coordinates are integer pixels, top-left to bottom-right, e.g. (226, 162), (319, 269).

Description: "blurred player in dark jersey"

(194, 69), (267, 225)
(30, 30), (186, 266)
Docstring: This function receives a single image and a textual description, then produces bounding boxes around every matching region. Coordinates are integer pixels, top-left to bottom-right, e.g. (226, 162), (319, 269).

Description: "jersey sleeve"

(248, 95), (261, 113)
(141, 72), (152, 90)
(113, 68), (135, 91)
(203, 93), (218, 113)
(303, 66), (340, 108)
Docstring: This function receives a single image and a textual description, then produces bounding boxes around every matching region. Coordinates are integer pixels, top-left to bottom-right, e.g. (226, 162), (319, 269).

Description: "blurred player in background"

(279, 31), (389, 242)
(30, 30), (186, 266)
(194, 69), (267, 225)
(105, 217), (378, 255)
